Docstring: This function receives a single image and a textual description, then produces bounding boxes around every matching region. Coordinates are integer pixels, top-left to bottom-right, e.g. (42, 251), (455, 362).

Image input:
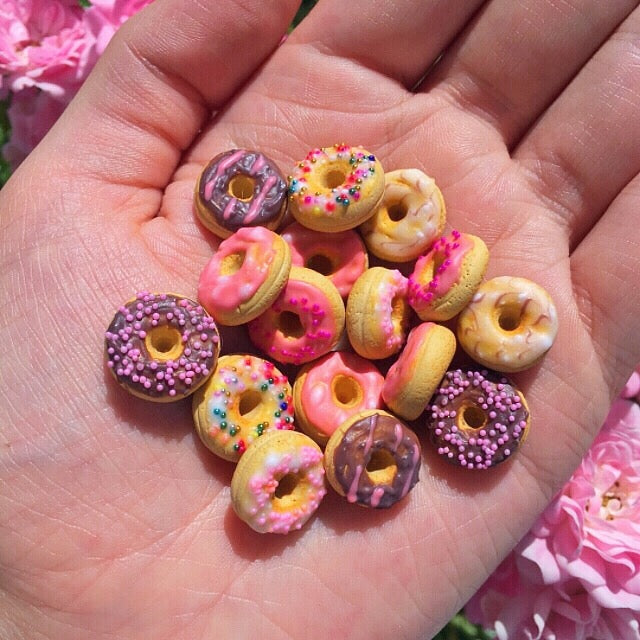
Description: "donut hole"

(306, 253), (335, 276)
(390, 294), (407, 329)
(238, 389), (262, 418)
(366, 449), (397, 485)
(278, 311), (305, 339)
(228, 174), (255, 201)
(461, 405), (487, 430)
(322, 168), (347, 190)
(498, 304), (523, 331)
(273, 472), (305, 510)
(331, 375), (363, 408)
(431, 250), (446, 275)
(145, 325), (184, 362)
(387, 202), (408, 222)
(220, 251), (245, 276)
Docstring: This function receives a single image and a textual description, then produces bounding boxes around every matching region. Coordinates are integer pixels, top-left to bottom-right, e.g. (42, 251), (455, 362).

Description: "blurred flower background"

(1, 1), (639, 638)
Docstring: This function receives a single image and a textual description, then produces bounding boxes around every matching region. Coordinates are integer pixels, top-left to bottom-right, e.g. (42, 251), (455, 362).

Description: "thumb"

(21, 0), (299, 195)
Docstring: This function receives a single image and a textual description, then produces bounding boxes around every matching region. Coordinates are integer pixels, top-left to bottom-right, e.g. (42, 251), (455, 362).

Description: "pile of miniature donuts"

(104, 144), (558, 535)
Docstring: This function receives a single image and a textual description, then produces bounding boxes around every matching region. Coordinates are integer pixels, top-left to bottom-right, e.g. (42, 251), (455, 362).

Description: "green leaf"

(289, 0), (317, 31)
(0, 95), (12, 188)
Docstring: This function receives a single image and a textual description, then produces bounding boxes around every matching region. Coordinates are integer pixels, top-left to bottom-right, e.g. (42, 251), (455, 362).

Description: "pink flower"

(2, 87), (66, 168)
(621, 366), (640, 403)
(1, 0), (153, 170)
(467, 397), (640, 640)
(0, 0), (96, 98)
(84, 0), (153, 56)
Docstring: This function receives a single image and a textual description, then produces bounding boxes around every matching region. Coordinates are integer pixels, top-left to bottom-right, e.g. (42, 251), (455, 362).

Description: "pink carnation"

(0, 0), (95, 98)
(467, 396), (640, 639)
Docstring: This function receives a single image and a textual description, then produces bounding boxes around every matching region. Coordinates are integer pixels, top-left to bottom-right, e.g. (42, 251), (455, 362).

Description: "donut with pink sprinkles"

(425, 368), (530, 469)
(105, 292), (220, 402)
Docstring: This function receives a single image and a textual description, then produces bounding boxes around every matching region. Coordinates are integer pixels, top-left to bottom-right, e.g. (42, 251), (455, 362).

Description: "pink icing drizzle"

(347, 413), (378, 503)
(214, 149), (245, 181)
(198, 226), (277, 315)
(301, 352), (383, 438)
(245, 175), (277, 223)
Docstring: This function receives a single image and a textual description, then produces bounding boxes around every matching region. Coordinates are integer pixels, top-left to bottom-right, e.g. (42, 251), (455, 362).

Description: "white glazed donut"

(457, 276), (559, 373)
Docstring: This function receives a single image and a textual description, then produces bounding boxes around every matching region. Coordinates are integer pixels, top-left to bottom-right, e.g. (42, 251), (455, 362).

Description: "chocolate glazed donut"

(195, 149), (288, 237)
(425, 368), (530, 469)
(325, 410), (421, 508)
(105, 292), (220, 402)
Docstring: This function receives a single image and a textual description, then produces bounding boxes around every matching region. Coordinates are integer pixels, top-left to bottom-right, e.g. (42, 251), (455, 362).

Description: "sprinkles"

(105, 292), (219, 401)
(426, 368), (530, 470)
(288, 144), (379, 216)
(193, 354), (294, 462)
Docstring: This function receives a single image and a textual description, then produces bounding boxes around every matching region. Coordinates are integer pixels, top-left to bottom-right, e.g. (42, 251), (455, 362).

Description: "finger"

(570, 173), (640, 394)
(20, 0), (299, 195)
(291, 0), (486, 90)
(419, 0), (638, 147)
(515, 6), (640, 251)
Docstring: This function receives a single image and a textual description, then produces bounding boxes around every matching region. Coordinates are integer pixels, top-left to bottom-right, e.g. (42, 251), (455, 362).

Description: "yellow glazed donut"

(408, 230), (489, 322)
(192, 354), (294, 462)
(360, 168), (446, 262)
(293, 351), (384, 445)
(287, 144), (385, 232)
(457, 276), (559, 373)
(231, 430), (326, 534)
(248, 266), (345, 365)
(382, 322), (456, 420)
(198, 226), (291, 326)
(346, 266), (411, 360)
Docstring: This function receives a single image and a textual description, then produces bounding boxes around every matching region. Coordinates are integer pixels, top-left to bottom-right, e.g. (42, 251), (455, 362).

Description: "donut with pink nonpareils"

(425, 368), (530, 469)
(105, 292), (220, 402)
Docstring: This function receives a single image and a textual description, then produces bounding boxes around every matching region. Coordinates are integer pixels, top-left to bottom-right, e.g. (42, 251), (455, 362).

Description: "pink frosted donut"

(198, 226), (291, 326)
(248, 266), (345, 365)
(280, 222), (368, 297)
(293, 351), (384, 445)
(408, 230), (489, 322)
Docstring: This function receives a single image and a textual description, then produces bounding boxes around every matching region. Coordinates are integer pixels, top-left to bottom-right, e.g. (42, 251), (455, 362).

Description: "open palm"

(2, 1), (640, 638)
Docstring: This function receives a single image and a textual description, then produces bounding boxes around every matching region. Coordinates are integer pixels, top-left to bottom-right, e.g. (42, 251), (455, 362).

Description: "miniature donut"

(408, 230), (489, 322)
(231, 430), (326, 534)
(425, 368), (530, 469)
(192, 354), (294, 461)
(382, 322), (456, 421)
(346, 266), (411, 360)
(457, 276), (558, 373)
(280, 222), (368, 297)
(198, 226), (291, 326)
(195, 149), (288, 238)
(288, 143), (385, 232)
(105, 292), (220, 402)
(248, 266), (345, 365)
(324, 410), (421, 509)
(360, 168), (446, 262)
(293, 351), (384, 445)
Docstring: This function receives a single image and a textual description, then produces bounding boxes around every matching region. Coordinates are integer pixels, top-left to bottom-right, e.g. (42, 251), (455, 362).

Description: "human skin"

(1, 0), (639, 638)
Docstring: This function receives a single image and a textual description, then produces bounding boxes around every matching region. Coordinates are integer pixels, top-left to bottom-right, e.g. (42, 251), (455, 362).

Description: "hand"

(2, 0), (639, 637)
